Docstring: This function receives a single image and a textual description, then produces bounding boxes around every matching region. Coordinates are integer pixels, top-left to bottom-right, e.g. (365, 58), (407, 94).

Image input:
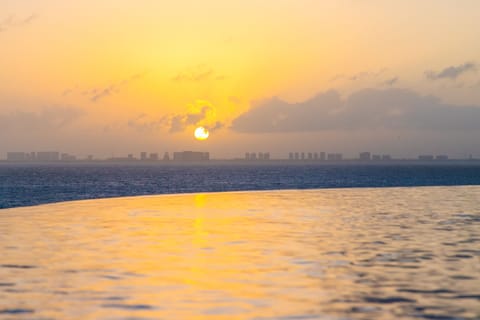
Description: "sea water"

(1, 163), (480, 209)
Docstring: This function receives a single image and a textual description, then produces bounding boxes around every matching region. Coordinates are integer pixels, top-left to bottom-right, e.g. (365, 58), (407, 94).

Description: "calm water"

(1, 163), (480, 209)
(1, 187), (479, 319)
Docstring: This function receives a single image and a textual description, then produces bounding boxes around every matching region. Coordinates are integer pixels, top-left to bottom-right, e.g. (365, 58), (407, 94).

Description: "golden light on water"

(194, 126), (209, 141)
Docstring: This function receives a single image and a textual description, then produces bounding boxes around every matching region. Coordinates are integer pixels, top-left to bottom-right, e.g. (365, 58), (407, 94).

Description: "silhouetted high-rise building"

(258, 152), (264, 160)
(372, 155), (381, 161)
(61, 153), (76, 161)
(140, 152), (147, 161)
(314, 152), (318, 160)
(289, 152), (294, 160)
(173, 151), (209, 161)
(294, 152), (299, 160)
(382, 155), (391, 161)
(418, 155), (434, 161)
(320, 152), (326, 161)
(327, 153), (343, 161)
(163, 152), (170, 161)
(308, 153), (313, 160)
(263, 152), (270, 160)
(7, 152), (26, 162)
(301, 152), (305, 160)
(359, 152), (371, 161)
(250, 152), (257, 160)
(149, 153), (159, 161)
(245, 153), (250, 160)
(36, 152), (60, 162)
(435, 155), (448, 161)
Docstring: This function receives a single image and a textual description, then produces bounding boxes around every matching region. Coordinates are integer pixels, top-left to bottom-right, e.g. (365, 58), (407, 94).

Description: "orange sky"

(1, 1), (480, 158)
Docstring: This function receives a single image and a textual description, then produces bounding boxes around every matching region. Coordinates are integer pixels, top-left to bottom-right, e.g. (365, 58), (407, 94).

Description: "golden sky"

(1, 1), (480, 158)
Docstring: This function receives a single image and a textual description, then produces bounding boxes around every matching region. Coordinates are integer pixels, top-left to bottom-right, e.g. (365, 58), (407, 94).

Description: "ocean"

(1, 163), (480, 209)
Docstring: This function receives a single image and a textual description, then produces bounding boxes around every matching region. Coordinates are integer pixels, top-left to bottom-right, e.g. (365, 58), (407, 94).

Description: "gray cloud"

(0, 106), (84, 132)
(231, 88), (480, 133)
(425, 62), (476, 81)
(0, 14), (37, 33)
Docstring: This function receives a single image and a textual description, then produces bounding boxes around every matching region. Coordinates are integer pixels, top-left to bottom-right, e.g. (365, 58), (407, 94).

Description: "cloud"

(0, 106), (84, 132)
(0, 14), (37, 33)
(331, 68), (387, 82)
(382, 77), (399, 86)
(231, 88), (480, 133)
(127, 114), (165, 133)
(172, 65), (224, 82)
(157, 100), (224, 133)
(425, 62), (476, 81)
(61, 73), (145, 102)
(89, 73), (144, 102)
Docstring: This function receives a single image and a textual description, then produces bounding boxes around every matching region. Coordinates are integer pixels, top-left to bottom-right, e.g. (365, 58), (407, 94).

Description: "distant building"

(249, 152), (257, 160)
(61, 153), (76, 161)
(418, 155), (434, 161)
(87, 155), (94, 161)
(7, 152), (26, 162)
(149, 153), (159, 161)
(319, 152), (326, 161)
(289, 152), (294, 160)
(435, 155), (448, 161)
(36, 152), (60, 162)
(294, 152), (299, 160)
(301, 152), (305, 160)
(128, 154), (134, 160)
(28, 152), (36, 161)
(314, 152), (319, 160)
(173, 151), (209, 161)
(263, 152), (270, 160)
(308, 153), (313, 160)
(246, 153), (251, 160)
(372, 155), (381, 161)
(382, 155), (392, 161)
(327, 153), (343, 161)
(163, 152), (170, 161)
(258, 152), (264, 160)
(359, 152), (371, 161)
(140, 152), (147, 161)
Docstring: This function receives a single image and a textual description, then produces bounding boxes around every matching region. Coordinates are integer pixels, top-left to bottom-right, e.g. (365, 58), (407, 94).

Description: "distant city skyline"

(4, 149), (476, 162)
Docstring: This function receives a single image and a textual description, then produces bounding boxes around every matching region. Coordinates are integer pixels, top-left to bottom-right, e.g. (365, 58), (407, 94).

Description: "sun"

(194, 126), (209, 141)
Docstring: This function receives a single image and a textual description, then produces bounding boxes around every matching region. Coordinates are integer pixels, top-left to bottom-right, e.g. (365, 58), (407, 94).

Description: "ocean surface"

(1, 163), (480, 209)
(1, 187), (479, 319)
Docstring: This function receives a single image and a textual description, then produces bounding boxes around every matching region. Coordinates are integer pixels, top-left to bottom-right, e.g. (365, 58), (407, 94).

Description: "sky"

(1, 0), (480, 159)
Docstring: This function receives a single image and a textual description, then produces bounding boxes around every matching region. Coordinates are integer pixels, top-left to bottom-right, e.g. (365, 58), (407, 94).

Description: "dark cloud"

(172, 65), (224, 82)
(231, 88), (480, 133)
(0, 107), (84, 132)
(425, 62), (476, 80)
(0, 14), (37, 33)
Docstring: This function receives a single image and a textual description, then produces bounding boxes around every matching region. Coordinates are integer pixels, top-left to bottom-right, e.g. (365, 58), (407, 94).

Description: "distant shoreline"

(1, 159), (480, 166)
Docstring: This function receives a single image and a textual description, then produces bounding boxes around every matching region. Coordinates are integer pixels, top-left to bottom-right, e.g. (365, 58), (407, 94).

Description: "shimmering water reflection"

(1, 187), (479, 319)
